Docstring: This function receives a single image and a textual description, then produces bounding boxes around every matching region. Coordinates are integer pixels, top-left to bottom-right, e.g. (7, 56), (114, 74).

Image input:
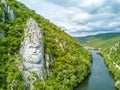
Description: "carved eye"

(29, 46), (33, 48)
(36, 46), (40, 49)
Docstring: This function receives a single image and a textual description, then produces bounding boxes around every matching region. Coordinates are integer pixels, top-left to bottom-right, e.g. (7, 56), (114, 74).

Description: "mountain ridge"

(75, 32), (120, 49)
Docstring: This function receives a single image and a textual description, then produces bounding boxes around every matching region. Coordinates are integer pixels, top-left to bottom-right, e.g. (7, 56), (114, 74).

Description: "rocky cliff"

(20, 18), (45, 88)
(0, 0), (16, 22)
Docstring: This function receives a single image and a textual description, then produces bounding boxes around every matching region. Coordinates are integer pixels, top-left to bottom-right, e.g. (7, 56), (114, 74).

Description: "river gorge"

(75, 50), (116, 90)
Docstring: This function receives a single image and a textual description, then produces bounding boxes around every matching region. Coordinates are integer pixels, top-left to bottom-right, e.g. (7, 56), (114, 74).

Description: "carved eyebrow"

(28, 46), (34, 48)
(36, 46), (40, 48)
(28, 45), (40, 49)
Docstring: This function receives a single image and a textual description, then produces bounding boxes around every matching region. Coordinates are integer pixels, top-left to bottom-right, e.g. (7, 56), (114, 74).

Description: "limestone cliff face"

(0, 0), (16, 22)
(20, 18), (45, 88)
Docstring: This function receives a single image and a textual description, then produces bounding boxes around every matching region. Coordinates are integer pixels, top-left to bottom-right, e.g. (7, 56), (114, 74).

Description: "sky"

(17, 0), (120, 37)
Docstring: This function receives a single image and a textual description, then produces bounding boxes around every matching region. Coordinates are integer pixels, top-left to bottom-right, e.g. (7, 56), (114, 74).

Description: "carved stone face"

(20, 18), (44, 84)
(20, 18), (44, 70)
(23, 43), (42, 64)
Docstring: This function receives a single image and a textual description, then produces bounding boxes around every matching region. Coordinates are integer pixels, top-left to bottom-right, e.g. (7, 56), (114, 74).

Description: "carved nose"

(33, 48), (36, 53)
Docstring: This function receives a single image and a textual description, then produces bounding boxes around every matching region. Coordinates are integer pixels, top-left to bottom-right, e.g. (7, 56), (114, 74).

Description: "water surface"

(75, 50), (116, 90)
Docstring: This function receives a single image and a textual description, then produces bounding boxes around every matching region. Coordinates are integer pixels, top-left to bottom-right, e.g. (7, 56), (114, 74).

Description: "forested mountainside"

(0, 0), (92, 90)
(75, 32), (120, 49)
(96, 37), (120, 49)
(101, 41), (120, 90)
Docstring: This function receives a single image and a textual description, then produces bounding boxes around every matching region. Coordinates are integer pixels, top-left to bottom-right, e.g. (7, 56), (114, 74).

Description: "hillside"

(101, 41), (120, 90)
(0, 0), (92, 90)
(75, 32), (120, 49)
(96, 37), (120, 49)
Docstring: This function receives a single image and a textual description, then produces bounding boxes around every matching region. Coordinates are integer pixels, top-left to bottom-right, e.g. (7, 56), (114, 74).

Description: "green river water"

(75, 50), (116, 90)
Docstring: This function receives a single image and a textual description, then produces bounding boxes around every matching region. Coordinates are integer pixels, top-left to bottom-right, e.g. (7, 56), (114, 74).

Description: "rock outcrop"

(45, 54), (52, 77)
(20, 18), (45, 88)
(1, 0), (16, 21)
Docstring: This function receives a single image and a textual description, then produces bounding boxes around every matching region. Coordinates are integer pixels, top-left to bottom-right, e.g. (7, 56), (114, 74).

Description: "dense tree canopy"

(101, 41), (120, 90)
(0, 0), (92, 89)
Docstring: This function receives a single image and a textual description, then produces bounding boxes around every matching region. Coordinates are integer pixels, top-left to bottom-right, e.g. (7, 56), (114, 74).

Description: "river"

(75, 50), (116, 90)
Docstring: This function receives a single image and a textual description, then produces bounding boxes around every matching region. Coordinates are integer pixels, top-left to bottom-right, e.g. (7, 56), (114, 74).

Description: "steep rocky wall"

(1, 0), (16, 21)
(20, 18), (45, 88)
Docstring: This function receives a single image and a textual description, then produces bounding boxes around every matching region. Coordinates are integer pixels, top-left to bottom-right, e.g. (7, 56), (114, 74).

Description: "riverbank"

(101, 51), (120, 90)
(75, 50), (116, 90)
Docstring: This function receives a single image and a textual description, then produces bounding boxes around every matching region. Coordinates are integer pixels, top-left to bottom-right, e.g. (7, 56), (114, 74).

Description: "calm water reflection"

(75, 50), (116, 90)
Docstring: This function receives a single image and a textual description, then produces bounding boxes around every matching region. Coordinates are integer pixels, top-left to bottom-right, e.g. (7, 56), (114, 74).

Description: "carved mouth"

(32, 54), (39, 56)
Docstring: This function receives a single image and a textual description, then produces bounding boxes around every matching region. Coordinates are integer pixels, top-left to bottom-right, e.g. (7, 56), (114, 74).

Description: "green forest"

(101, 41), (120, 90)
(0, 0), (92, 90)
(1, 0), (120, 90)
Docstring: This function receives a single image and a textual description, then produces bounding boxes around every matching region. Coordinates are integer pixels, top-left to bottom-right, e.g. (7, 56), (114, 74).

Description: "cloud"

(17, 0), (120, 37)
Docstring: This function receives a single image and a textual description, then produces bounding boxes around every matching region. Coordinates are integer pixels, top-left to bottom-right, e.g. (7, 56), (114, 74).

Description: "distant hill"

(96, 37), (120, 49)
(75, 32), (120, 49)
